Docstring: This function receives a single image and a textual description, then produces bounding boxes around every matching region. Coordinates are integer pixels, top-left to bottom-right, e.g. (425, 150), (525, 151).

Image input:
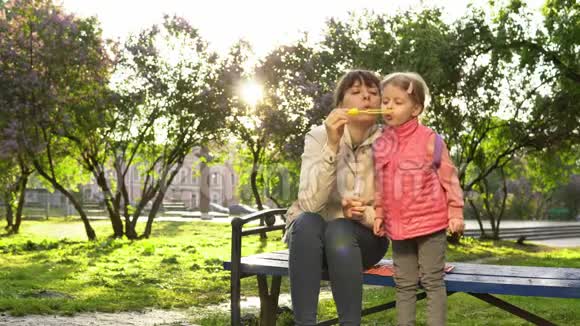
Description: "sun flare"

(240, 80), (263, 107)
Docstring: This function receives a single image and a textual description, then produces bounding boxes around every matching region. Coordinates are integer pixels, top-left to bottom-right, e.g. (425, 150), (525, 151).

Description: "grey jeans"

(288, 212), (390, 326)
(392, 229), (447, 326)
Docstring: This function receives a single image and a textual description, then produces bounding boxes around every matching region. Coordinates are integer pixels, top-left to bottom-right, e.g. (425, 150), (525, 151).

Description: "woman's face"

(340, 79), (381, 125)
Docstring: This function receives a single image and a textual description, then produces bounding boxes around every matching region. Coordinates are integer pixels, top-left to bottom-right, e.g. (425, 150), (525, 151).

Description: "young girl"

(373, 72), (464, 326)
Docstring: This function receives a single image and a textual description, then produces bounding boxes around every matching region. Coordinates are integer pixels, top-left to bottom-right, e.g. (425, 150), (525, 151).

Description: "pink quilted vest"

(374, 118), (448, 240)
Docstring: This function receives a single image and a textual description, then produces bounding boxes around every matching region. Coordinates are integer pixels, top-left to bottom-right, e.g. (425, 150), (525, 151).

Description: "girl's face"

(381, 83), (422, 127)
(340, 79), (381, 125)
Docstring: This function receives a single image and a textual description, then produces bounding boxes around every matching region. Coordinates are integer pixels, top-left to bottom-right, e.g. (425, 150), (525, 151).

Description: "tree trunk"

(95, 171), (124, 238)
(33, 161), (96, 240)
(199, 146), (211, 220)
(102, 197), (124, 238)
(122, 179), (138, 240)
(468, 198), (486, 238)
(481, 172), (508, 240)
(12, 173), (29, 234)
(60, 186), (96, 240)
(494, 168), (508, 239)
(4, 193), (14, 231)
(141, 162), (181, 239)
(251, 151), (267, 239)
(481, 179), (499, 240)
(130, 183), (158, 230)
(115, 162), (137, 239)
(63, 190), (96, 240)
(251, 159), (264, 211)
(535, 195), (551, 220)
(142, 189), (165, 239)
(125, 219), (138, 240)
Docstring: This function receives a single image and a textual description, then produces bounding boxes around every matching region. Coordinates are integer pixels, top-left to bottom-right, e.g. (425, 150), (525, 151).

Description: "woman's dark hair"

(333, 69), (381, 107)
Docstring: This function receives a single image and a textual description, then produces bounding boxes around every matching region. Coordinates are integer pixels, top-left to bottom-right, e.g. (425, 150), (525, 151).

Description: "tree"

(513, 142), (580, 218)
(228, 141), (300, 209)
(220, 39), (335, 235)
(467, 167), (509, 239)
(0, 7), (32, 233)
(554, 175), (580, 219)
(0, 0), (110, 239)
(318, 7), (579, 237)
(466, 0), (580, 231)
(82, 15), (229, 239)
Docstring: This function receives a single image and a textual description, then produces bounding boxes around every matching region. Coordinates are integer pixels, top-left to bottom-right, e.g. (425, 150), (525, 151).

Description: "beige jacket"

(286, 123), (382, 229)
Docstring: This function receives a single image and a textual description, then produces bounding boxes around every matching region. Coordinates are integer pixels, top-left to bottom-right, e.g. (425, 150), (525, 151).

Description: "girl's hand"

(341, 196), (366, 221)
(448, 218), (465, 235)
(324, 109), (349, 153)
(373, 218), (386, 236)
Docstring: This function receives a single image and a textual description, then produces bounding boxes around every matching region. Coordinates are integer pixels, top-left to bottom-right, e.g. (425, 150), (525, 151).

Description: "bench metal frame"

(229, 209), (287, 326)
(225, 209), (580, 326)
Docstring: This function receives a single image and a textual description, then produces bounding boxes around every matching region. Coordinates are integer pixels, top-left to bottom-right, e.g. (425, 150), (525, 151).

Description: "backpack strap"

(432, 133), (443, 169)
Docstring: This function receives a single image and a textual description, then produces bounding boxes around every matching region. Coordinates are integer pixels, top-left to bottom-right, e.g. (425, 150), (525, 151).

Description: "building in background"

(24, 148), (239, 212)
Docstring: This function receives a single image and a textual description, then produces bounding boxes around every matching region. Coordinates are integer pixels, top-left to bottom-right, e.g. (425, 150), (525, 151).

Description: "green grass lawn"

(0, 218), (287, 317)
(1, 218), (579, 325)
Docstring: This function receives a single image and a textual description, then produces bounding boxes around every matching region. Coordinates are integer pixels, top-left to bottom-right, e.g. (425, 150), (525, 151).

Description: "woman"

(285, 69), (390, 325)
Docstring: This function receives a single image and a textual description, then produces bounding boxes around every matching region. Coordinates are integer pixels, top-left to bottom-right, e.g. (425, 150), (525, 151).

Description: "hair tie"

(406, 81), (414, 94)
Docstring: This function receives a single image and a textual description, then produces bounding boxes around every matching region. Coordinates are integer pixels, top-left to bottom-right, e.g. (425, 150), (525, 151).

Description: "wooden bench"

(223, 209), (580, 326)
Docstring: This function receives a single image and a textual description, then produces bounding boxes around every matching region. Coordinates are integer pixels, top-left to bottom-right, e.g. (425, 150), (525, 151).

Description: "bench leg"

(257, 275), (282, 326)
(231, 272), (241, 326)
(468, 293), (557, 326)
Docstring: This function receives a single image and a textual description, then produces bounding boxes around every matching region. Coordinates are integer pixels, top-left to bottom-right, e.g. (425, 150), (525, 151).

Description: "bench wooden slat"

(443, 275), (580, 298)
(246, 251), (289, 261)
(228, 256), (580, 287)
(359, 273), (580, 299)
(224, 258), (289, 277)
(449, 262), (580, 280)
(241, 250), (580, 280)
(236, 257), (580, 287)
(223, 255), (580, 299)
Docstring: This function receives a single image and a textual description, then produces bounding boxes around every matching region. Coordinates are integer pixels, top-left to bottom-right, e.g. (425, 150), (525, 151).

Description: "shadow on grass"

(150, 221), (186, 237)
(0, 240), (166, 315)
(0, 238), (130, 264)
(0, 265), (163, 316)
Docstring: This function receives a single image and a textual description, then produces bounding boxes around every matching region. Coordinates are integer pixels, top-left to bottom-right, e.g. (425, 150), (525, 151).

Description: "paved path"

(530, 238), (580, 247)
(464, 220), (580, 230)
(0, 309), (194, 326)
(464, 220), (580, 247)
(92, 215), (580, 246)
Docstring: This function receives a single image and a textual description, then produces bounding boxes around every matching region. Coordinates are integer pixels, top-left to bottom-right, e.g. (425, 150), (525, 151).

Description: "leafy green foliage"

(86, 14), (230, 239)
(0, 0), (115, 239)
(220, 39), (331, 209)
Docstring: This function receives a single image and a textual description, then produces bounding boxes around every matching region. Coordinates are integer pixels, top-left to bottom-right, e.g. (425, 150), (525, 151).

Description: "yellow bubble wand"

(346, 108), (392, 115)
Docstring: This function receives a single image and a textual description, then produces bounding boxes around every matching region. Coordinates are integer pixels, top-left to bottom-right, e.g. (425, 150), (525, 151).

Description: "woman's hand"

(448, 218), (465, 235)
(324, 109), (349, 153)
(341, 196), (366, 221)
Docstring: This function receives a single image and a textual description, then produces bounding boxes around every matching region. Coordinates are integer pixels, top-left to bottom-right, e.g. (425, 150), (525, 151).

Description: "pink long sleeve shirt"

(373, 118), (464, 240)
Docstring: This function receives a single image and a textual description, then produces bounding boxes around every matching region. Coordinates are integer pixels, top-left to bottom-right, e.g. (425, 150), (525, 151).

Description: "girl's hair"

(381, 72), (431, 111)
(333, 69), (381, 107)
